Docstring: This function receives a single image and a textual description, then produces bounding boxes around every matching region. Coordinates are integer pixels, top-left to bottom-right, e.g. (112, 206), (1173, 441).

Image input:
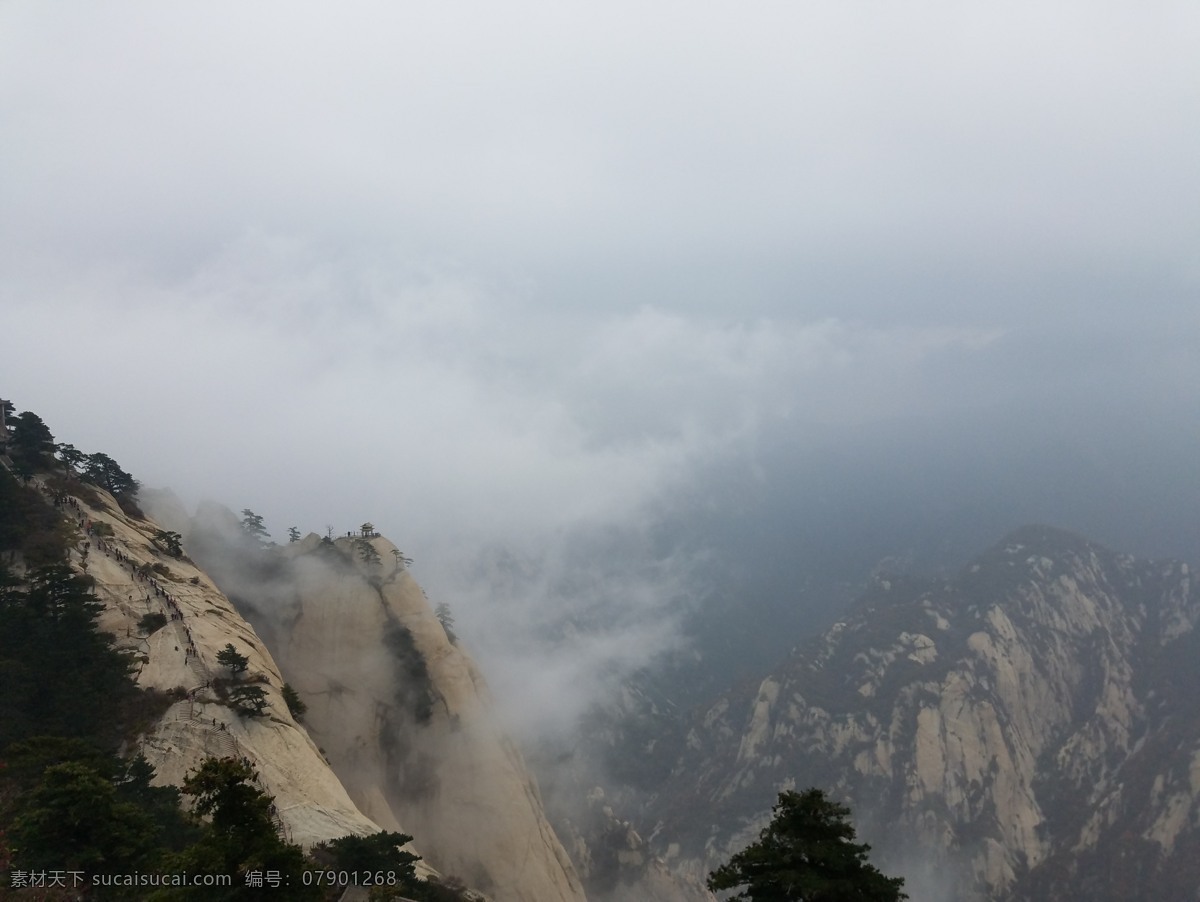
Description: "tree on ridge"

(217, 643), (249, 675)
(707, 788), (907, 901)
(240, 509), (271, 545)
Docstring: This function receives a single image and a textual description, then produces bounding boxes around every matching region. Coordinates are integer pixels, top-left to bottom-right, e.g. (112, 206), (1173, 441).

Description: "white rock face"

(68, 487), (384, 848)
(649, 527), (1200, 901)
(242, 534), (587, 902)
(74, 487), (584, 901)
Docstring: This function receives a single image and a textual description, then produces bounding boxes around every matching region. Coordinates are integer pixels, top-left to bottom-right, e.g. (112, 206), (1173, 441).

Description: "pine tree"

(229, 684), (269, 717)
(435, 602), (457, 643)
(217, 643), (249, 675)
(10, 411), (56, 471)
(55, 442), (86, 474)
(281, 683), (307, 721)
(154, 529), (184, 558)
(321, 830), (422, 890)
(171, 757), (320, 899)
(356, 538), (381, 567)
(707, 788), (907, 901)
(82, 451), (139, 499)
(240, 509), (271, 545)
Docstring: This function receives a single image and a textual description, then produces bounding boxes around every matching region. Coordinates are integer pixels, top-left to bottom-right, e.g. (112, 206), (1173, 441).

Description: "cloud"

(3, 0), (1200, 746)
(5, 3), (1198, 287)
(2, 233), (1009, 537)
(2, 229), (1023, 746)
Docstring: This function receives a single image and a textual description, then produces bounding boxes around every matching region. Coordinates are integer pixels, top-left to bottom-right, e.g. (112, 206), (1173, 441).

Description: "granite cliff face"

(263, 535), (586, 902)
(55, 483), (586, 902)
(170, 512), (587, 902)
(645, 526), (1200, 901)
(26, 440), (1200, 900)
(53, 484), (384, 848)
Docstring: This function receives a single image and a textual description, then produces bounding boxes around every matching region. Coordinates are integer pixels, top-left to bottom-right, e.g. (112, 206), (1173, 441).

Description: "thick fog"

(3, 2), (1199, 731)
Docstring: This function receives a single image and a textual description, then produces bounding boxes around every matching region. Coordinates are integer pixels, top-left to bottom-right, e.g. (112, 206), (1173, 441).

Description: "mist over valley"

(3, 3), (1198, 898)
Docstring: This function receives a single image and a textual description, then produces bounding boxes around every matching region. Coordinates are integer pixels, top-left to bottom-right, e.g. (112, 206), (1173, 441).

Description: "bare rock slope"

(76, 486), (585, 902)
(65, 487), (384, 848)
(183, 521), (587, 902)
(648, 526), (1200, 901)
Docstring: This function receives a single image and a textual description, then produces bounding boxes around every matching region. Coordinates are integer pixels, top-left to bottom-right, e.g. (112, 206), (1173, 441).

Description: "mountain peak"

(648, 527), (1200, 901)
(991, 522), (1105, 558)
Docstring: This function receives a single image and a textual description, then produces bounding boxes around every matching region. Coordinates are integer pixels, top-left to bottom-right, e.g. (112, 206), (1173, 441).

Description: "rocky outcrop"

(188, 525), (587, 902)
(63, 485), (384, 848)
(646, 526), (1200, 901)
(72, 486), (585, 901)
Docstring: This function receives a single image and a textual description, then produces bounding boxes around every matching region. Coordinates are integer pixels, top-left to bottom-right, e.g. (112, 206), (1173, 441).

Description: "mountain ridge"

(142, 497), (590, 902)
(641, 525), (1200, 900)
(1, 465), (584, 901)
(7, 404), (1197, 900)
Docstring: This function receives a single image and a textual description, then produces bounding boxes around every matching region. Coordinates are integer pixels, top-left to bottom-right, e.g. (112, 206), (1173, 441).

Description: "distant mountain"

(11, 400), (1198, 900)
(641, 525), (1200, 901)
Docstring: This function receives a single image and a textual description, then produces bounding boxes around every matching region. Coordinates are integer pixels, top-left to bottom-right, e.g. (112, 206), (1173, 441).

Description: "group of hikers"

(60, 498), (206, 669)
(37, 483), (265, 758)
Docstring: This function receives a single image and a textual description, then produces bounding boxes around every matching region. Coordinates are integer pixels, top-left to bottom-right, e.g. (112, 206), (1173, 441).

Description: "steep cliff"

(647, 526), (1200, 901)
(173, 516), (587, 902)
(49, 483), (385, 849)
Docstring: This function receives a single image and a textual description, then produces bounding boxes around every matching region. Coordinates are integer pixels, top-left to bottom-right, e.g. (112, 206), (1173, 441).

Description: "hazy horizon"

(4, 2), (1198, 720)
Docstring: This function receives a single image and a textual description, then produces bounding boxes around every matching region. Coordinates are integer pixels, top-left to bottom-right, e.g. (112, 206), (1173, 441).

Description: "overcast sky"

(3, 2), (1199, 718)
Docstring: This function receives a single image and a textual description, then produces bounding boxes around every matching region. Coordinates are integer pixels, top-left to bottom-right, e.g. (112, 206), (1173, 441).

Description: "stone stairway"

(158, 713), (292, 844)
(247, 772), (289, 841)
(162, 700), (194, 724)
(168, 617), (209, 688)
(164, 700), (238, 759)
(201, 722), (237, 759)
(185, 653), (208, 685)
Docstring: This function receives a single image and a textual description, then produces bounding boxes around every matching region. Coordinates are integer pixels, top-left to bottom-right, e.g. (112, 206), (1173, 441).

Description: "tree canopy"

(168, 757), (319, 900)
(707, 788), (907, 902)
(154, 529), (184, 558)
(229, 684), (269, 718)
(0, 466), (72, 566)
(0, 407), (476, 900)
(56, 441), (87, 473)
(82, 451), (139, 499)
(356, 537), (381, 567)
(10, 411), (56, 470)
(217, 643), (249, 674)
(239, 509), (271, 545)
(0, 562), (138, 750)
(281, 683), (307, 722)
(435, 602), (457, 643)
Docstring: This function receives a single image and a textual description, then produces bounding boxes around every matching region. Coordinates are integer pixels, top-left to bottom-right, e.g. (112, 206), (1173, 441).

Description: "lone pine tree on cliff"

(217, 643), (249, 675)
(707, 788), (907, 901)
(154, 529), (184, 558)
(229, 683), (269, 717)
(240, 509), (271, 545)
